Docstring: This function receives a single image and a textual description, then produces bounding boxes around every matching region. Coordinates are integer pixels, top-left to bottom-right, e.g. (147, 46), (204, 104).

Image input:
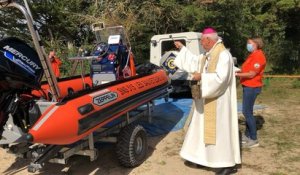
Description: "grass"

(269, 172), (286, 175)
(292, 79), (300, 88)
(242, 163), (263, 172)
(158, 160), (166, 165)
(275, 134), (297, 153)
(286, 155), (300, 163)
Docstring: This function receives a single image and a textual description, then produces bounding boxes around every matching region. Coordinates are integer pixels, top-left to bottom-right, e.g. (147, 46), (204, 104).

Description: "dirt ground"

(0, 78), (299, 175)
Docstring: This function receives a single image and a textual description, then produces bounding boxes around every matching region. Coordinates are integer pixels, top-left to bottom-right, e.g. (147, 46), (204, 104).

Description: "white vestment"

(175, 41), (241, 168)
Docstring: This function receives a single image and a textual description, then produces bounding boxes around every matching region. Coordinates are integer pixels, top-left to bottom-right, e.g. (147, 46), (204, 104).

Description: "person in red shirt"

(236, 37), (266, 148)
(48, 51), (62, 79)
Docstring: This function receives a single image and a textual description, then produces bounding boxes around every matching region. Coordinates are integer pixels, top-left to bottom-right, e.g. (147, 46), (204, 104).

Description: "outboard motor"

(0, 37), (43, 134)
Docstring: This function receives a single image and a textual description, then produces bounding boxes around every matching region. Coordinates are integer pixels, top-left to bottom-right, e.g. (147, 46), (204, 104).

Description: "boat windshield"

(93, 24), (129, 47)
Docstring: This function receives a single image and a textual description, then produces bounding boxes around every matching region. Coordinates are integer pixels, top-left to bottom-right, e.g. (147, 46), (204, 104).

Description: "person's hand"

(234, 66), (241, 77)
(174, 41), (184, 50)
(234, 67), (241, 76)
(49, 51), (56, 62)
(192, 72), (201, 81)
(235, 70), (241, 77)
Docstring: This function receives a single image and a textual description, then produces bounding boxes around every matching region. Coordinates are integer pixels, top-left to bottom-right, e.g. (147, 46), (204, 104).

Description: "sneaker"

(242, 139), (259, 148)
(241, 134), (250, 144)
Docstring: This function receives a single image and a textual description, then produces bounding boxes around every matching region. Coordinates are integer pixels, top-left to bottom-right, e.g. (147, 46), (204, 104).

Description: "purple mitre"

(202, 27), (217, 34)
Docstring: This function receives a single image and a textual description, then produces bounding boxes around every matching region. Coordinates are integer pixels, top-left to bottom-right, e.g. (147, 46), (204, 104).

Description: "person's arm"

(236, 71), (256, 79)
(236, 53), (266, 79)
(54, 57), (62, 66)
(173, 41), (204, 74)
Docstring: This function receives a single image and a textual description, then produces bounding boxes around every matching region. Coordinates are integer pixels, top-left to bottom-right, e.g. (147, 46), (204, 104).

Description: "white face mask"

(247, 43), (254, 52)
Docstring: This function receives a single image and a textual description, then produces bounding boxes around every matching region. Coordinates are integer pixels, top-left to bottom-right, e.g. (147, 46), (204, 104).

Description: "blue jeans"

(242, 86), (261, 140)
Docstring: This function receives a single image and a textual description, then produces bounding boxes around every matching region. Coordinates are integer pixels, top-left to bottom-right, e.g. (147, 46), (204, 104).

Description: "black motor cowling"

(0, 37), (43, 90)
(0, 37), (43, 134)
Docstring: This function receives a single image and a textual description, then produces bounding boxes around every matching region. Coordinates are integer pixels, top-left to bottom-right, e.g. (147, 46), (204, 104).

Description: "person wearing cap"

(174, 27), (241, 175)
(235, 37), (266, 148)
(48, 50), (62, 79)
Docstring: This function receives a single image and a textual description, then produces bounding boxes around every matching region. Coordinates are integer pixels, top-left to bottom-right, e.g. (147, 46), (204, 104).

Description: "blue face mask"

(247, 43), (254, 52)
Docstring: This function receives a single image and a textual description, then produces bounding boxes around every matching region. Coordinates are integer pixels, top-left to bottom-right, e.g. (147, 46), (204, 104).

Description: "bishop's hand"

(174, 41), (184, 50)
(192, 72), (201, 81)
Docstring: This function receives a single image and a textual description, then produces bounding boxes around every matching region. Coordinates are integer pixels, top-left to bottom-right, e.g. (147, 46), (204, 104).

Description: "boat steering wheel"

(92, 42), (109, 58)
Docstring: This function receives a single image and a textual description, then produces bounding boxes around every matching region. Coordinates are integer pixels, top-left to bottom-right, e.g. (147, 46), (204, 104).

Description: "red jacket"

(51, 57), (62, 78)
(240, 50), (266, 87)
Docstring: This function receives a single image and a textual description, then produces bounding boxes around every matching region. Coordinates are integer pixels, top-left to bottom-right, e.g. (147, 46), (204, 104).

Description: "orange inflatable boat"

(0, 2), (170, 172)
(26, 69), (169, 145)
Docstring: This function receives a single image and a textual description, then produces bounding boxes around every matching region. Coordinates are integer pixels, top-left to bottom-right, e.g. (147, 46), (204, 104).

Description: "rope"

(264, 75), (300, 78)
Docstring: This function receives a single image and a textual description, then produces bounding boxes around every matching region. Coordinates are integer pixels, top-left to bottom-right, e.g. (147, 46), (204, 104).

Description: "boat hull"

(28, 70), (169, 145)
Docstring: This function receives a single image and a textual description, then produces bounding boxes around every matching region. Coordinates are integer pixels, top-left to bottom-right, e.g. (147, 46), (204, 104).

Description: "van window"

(161, 40), (186, 56)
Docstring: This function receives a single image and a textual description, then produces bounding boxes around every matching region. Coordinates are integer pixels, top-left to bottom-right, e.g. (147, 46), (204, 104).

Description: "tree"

(0, 0), (299, 73)
(274, 0), (300, 73)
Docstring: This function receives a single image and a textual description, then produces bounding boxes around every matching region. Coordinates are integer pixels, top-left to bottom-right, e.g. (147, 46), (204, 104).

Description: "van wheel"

(116, 124), (148, 167)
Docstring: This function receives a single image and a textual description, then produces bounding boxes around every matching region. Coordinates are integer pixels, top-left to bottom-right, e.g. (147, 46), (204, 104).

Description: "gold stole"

(200, 42), (226, 145)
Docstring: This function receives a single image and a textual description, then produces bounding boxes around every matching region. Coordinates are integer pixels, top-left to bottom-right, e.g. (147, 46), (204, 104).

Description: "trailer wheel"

(116, 124), (148, 167)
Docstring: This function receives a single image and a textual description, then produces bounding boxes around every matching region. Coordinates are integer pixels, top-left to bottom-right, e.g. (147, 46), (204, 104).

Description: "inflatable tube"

(31, 75), (92, 100)
(27, 70), (169, 145)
